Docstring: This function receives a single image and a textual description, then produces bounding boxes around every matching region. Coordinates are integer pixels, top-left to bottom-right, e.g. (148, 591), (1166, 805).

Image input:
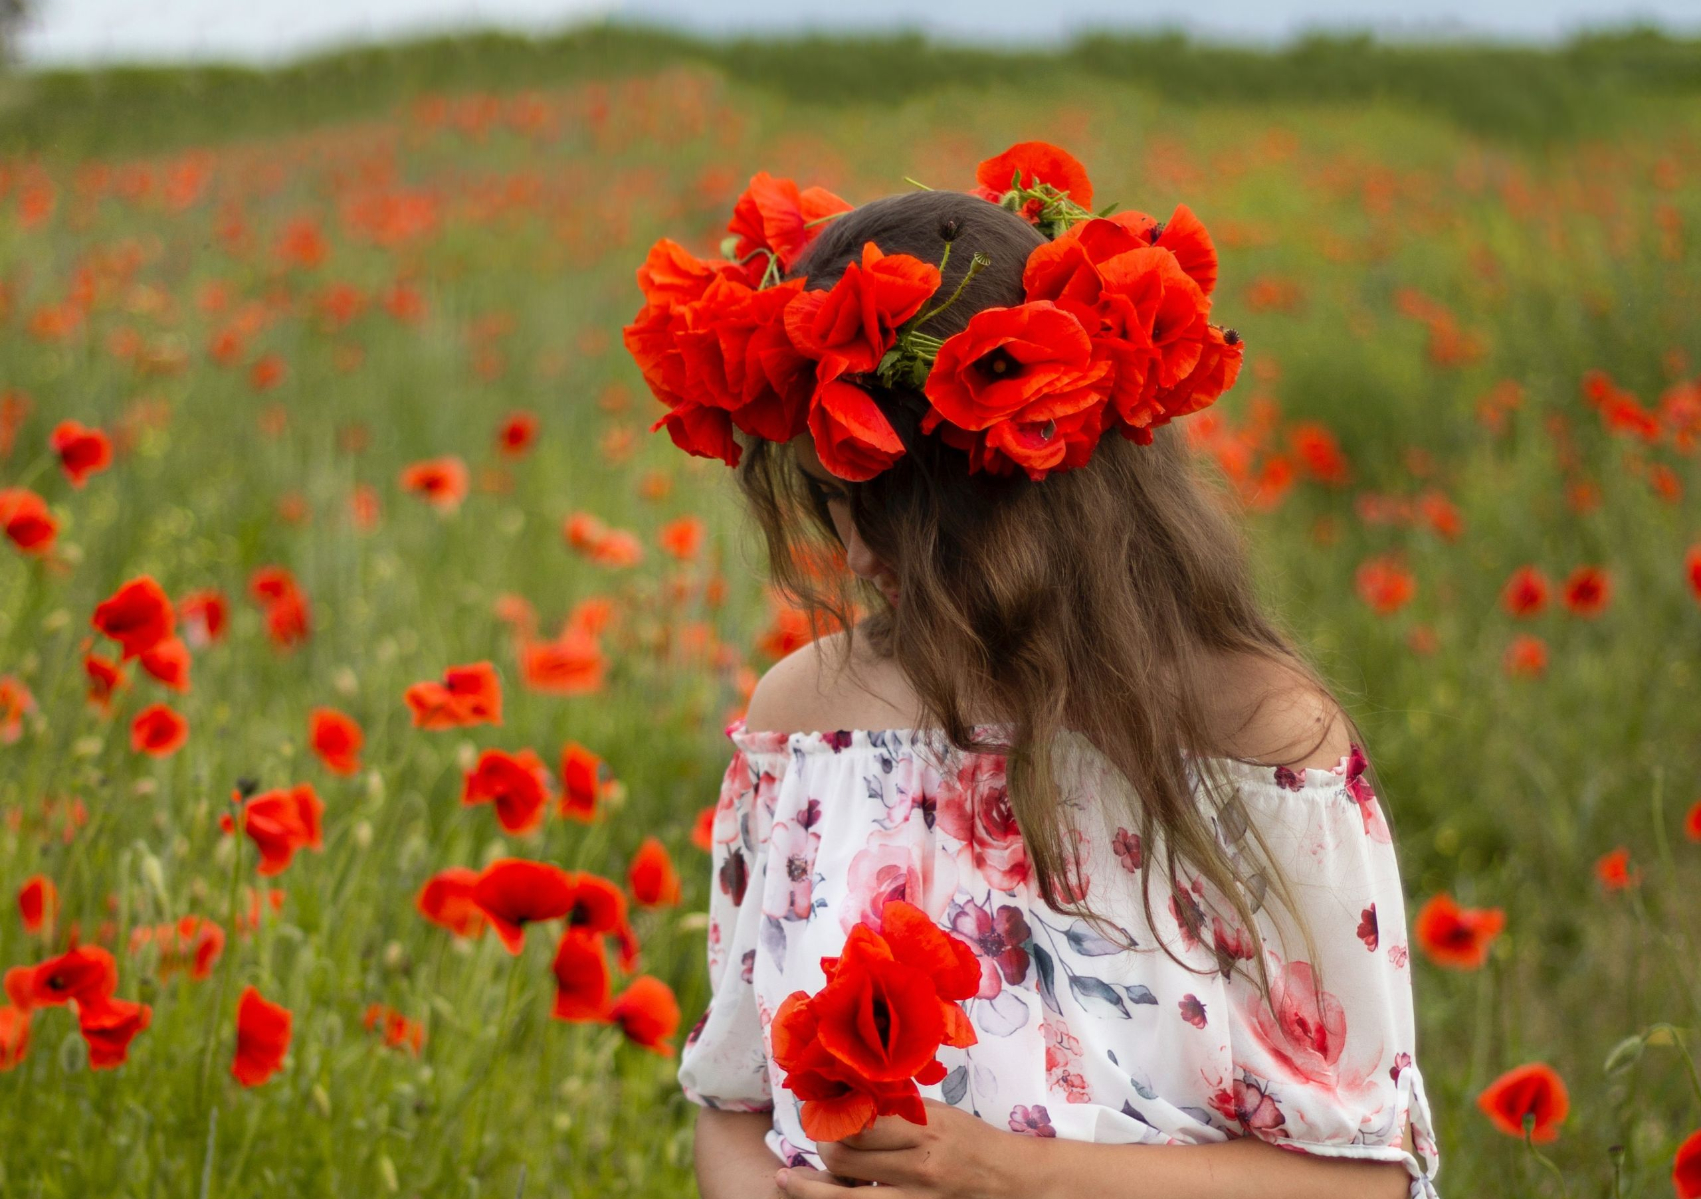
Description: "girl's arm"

(697, 1108), (826, 1199)
(780, 1102), (1414, 1199)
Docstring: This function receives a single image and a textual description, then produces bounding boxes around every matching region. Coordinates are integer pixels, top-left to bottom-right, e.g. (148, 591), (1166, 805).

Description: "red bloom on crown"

(623, 143), (1242, 483)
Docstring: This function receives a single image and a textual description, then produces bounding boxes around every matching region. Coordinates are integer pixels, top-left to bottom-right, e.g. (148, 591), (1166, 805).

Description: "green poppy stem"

(1522, 1115), (1572, 1198)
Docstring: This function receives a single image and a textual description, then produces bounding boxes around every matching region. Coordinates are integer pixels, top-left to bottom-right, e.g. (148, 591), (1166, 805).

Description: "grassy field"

(2, 28), (1701, 1198)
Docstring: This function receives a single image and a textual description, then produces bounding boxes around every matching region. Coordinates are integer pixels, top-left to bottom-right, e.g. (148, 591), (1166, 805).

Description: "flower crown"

(622, 141), (1243, 483)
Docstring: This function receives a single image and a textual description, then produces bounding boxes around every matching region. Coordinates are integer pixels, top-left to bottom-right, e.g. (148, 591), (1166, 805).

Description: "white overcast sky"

(16, 0), (1701, 66)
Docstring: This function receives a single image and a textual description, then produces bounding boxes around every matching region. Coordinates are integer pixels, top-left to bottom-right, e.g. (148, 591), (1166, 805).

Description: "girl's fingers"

(776, 1165), (866, 1194)
(838, 1114), (927, 1151)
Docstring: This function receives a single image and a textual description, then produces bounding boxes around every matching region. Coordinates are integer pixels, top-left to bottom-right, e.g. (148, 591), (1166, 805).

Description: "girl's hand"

(777, 1101), (1018, 1199)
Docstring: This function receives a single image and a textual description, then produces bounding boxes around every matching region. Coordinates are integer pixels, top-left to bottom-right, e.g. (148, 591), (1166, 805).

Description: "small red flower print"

(404, 661), (502, 729)
(399, 456), (468, 511)
(1008, 1104), (1058, 1137)
(1390, 1051), (1411, 1083)
(415, 867), (487, 938)
(0, 488), (57, 555)
(1179, 994), (1207, 1028)
(18, 875), (56, 936)
(1477, 1062), (1568, 1142)
(1414, 893), (1504, 969)
(628, 837), (683, 908)
(462, 747), (550, 835)
(78, 996), (152, 1069)
(131, 703), (189, 757)
(551, 929), (611, 1022)
(93, 576), (175, 660)
(1561, 566), (1611, 617)
(1356, 904), (1379, 951)
(308, 708), (363, 775)
(1503, 633), (1549, 678)
(1111, 827), (1143, 872)
(1674, 1128), (1701, 1199)
(1500, 566), (1550, 618)
(50, 420), (112, 488)
(608, 976), (680, 1056)
(232, 985), (292, 1086)
(1594, 845), (1640, 891)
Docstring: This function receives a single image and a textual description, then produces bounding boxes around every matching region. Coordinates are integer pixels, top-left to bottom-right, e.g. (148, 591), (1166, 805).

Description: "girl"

(629, 145), (1440, 1199)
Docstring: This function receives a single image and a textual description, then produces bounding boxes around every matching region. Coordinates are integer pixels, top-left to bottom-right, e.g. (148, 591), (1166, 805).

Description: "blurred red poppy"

(1685, 799), (1701, 843)
(628, 837), (682, 908)
(0, 675), (33, 744)
(1355, 556), (1416, 615)
(518, 629), (606, 696)
(1561, 566), (1611, 617)
(93, 576), (175, 660)
(550, 929), (611, 1022)
(84, 652), (125, 712)
(1502, 634), (1548, 678)
(462, 747), (550, 835)
(227, 785), (324, 876)
(308, 708), (363, 775)
(607, 975), (680, 1056)
(472, 859), (576, 953)
(1477, 1062), (1568, 1142)
(399, 457), (469, 510)
(0, 488), (56, 555)
(248, 567), (311, 648)
(1594, 846), (1639, 891)
(130, 703), (188, 757)
(658, 516), (704, 561)
(138, 636), (192, 692)
(416, 867), (488, 939)
(1686, 545), (1701, 605)
(1675, 1128), (1701, 1199)
(1413, 893), (1504, 969)
(1500, 567), (1550, 618)
(18, 875), (56, 936)
(405, 661), (502, 729)
(4, 945), (118, 1011)
(496, 411), (538, 457)
(560, 741), (611, 821)
(232, 985), (292, 1086)
(0, 1006), (27, 1071)
(49, 421), (112, 488)
(78, 996), (151, 1069)
(179, 589), (228, 647)
(691, 805), (715, 852)
(362, 1004), (425, 1054)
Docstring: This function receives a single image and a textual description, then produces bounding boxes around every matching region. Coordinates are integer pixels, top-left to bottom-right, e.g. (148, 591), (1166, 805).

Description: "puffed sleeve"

(1210, 750), (1441, 1198)
(677, 737), (780, 1112)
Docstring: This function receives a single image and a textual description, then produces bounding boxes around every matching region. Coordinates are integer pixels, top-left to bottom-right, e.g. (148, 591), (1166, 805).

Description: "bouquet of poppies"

(771, 899), (981, 1141)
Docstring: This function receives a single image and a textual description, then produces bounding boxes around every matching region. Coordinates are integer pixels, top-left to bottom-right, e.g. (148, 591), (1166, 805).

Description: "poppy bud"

(236, 777), (259, 799)
(939, 219), (960, 243)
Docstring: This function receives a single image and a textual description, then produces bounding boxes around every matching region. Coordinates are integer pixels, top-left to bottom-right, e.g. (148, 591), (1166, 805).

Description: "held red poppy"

(131, 703), (189, 757)
(404, 661), (502, 729)
(1477, 1062), (1568, 1142)
(462, 747), (550, 835)
(783, 242), (941, 375)
(1675, 1128), (1701, 1199)
(308, 707), (363, 775)
(49, 420), (113, 488)
(18, 875), (56, 935)
(550, 929), (611, 1022)
(0, 488), (57, 555)
(628, 837), (683, 908)
(726, 172), (852, 275)
(77, 995), (152, 1070)
(232, 985), (292, 1086)
(415, 867), (488, 938)
(1413, 893), (1505, 970)
(471, 858), (577, 953)
(606, 975), (680, 1056)
(93, 576), (175, 660)
(974, 141), (1095, 209)
(0, 1006), (28, 1072)
(4, 945), (118, 1012)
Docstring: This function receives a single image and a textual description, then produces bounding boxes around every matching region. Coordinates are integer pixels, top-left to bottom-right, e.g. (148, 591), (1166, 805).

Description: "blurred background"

(1, 2), (1699, 1198)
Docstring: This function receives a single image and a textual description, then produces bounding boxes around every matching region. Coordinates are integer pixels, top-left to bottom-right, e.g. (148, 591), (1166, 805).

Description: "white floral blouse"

(679, 718), (1442, 1198)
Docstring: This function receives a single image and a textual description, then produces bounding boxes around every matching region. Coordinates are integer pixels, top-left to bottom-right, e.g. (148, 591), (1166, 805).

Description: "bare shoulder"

(742, 628), (922, 735)
(1203, 652), (1354, 772)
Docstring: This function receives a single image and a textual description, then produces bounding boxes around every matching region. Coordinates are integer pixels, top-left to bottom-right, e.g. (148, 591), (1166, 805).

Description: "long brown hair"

(735, 189), (1350, 998)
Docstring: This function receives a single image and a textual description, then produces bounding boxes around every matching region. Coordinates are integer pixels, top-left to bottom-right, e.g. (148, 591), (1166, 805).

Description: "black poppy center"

(975, 348), (1023, 382)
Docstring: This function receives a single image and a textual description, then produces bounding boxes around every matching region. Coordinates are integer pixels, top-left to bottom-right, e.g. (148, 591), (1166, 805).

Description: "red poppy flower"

(84, 652), (125, 713)
(1477, 1062), (1568, 1142)
(1503, 633), (1548, 678)
(1500, 567), (1550, 618)
(399, 456), (469, 511)
(0, 675), (33, 744)
(463, 747), (550, 835)
(0, 1005), (28, 1072)
(550, 929), (611, 1022)
(658, 516), (704, 561)
(922, 301), (1111, 480)
(1289, 422), (1350, 485)
(560, 741), (611, 821)
(415, 867), (488, 938)
(806, 373), (908, 482)
(496, 410), (538, 457)
(154, 915), (225, 981)
(607, 975), (680, 1056)
(179, 589), (228, 647)
(138, 635), (192, 692)
(308, 708), (363, 775)
(811, 930), (948, 1084)
(1561, 566), (1611, 617)
(784, 242), (940, 375)
(727, 172), (852, 274)
(1676, 1128), (1701, 1199)
(0, 488), (56, 555)
(519, 630), (606, 696)
(1355, 556), (1416, 616)
(1413, 893), (1505, 970)
(131, 703), (189, 757)
(230, 785), (324, 876)
(1594, 845), (1639, 891)
(628, 837), (682, 908)
(232, 985), (292, 1086)
(93, 576), (175, 660)
(4, 945), (118, 1012)
(49, 420), (113, 488)
(18, 875), (56, 935)
(691, 805), (715, 852)
(1685, 798), (1701, 843)
(472, 858), (577, 953)
(975, 141), (1094, 208)
(78, 995), (151, 1069)
(249, 567), (312, 648)
(1687, 545), (1701, 605)
(361, 1004), (425, 1054)
(405, 661), (502, 729)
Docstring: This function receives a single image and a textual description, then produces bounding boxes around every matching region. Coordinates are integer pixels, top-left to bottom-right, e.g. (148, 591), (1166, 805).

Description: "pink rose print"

(1056, 827), (1092, 905)
(1210, 1070), (1288, 1137)
(1111, 827), (1142, 873)
(935, 753), (1029, 891)
(1009, 1104), (1057, 1137)
(883, 754), (944, 827)
(765, 818), (821, 921)
(1042, 1017), (1091, 1103)
(1390, 1051), (1411, 1084)
(1387, 942), (1409, 969)
(1179, 994), (1207, 1028)
(1273, 765), (1306, 792)
(946, 896), (1031, 998)
(1338, 745), (1391, 843)
(1212, 915), (1256, 973)
(1247, 959), (1347, 1088)
(1357, 904), (1379, 951)
(840, 825), (958, 933)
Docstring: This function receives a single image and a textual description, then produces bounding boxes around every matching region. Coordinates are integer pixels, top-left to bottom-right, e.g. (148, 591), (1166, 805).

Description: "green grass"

(1, 40), (1700, 1198)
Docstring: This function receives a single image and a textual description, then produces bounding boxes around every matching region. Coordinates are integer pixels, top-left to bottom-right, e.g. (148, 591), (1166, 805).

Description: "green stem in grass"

(198, 798), (246, 1106)
(1522, 1116), (1571, 1197)
(468, 954), (525, 1165)
(1465, 952), (1496, 1096)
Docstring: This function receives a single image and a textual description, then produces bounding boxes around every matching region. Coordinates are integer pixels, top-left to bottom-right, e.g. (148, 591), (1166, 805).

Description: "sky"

(14, 0), (1701, 66)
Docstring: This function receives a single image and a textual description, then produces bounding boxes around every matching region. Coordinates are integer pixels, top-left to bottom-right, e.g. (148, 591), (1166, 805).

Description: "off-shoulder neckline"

(722, 716), (1356, 790)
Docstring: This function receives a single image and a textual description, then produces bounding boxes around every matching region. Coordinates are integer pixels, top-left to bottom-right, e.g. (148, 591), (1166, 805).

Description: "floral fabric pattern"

(678, 719), (1441, 1198)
